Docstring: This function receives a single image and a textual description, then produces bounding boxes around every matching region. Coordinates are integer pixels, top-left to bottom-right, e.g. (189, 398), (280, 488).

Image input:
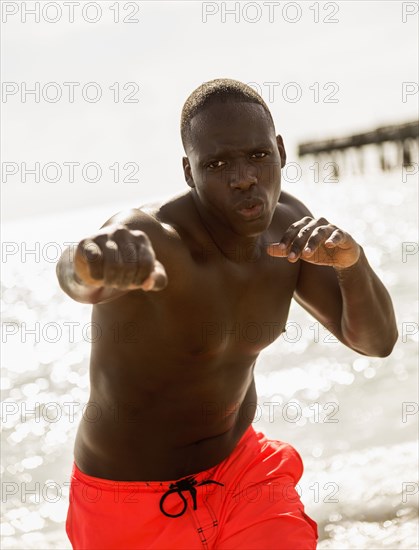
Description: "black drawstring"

(159, 476), (223, 518)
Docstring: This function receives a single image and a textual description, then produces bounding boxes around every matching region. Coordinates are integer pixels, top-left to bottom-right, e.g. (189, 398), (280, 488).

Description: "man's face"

(183, 101), (285, 238)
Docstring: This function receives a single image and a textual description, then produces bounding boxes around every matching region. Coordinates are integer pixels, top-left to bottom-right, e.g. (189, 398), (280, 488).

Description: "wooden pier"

(298, 120), (418, 175)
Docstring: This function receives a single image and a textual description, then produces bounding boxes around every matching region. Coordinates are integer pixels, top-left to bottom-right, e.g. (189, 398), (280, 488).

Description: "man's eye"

(207, 161), (225, 169)
(251, 152), (268, 159)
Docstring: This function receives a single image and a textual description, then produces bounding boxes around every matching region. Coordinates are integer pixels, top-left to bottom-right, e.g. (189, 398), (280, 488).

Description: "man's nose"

(228, 162), (258, 191)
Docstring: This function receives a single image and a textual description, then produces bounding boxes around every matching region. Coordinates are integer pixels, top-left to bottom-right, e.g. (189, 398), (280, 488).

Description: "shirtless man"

(57, 79), (398, 550)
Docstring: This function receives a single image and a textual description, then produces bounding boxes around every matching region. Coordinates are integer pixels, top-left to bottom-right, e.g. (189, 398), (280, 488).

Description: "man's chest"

(163, 255), (300, 356)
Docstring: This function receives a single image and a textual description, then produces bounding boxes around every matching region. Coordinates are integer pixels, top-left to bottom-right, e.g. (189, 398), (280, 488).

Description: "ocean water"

(1, 167), (418, 549)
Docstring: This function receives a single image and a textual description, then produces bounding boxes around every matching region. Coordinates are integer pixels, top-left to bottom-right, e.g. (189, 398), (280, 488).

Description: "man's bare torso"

(74, 192), (302, 481)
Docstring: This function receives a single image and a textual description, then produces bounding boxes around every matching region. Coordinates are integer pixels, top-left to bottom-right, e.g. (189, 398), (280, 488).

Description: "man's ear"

(182, 157), (195, 188)
(276, 135), (286, 168)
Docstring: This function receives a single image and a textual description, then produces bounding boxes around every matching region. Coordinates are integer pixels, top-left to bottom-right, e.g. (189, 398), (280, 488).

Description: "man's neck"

(191, 191), (267, 264)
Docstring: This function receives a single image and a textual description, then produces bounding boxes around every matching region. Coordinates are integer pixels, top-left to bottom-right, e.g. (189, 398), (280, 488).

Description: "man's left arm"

(267, 215), (398, 357)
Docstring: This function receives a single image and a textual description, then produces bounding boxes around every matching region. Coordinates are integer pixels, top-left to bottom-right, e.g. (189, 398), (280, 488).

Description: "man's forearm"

(334, 247), (398, 357)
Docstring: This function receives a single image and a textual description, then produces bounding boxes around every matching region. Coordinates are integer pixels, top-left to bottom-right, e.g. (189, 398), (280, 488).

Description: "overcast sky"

(2, 0), (418, 221)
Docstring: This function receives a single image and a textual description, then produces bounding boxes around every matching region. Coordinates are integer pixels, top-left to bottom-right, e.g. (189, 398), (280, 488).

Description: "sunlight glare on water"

(1, 171), (418, 549)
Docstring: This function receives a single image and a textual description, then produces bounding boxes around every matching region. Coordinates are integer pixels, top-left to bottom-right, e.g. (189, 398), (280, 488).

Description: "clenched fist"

(74, 225), (167, 291)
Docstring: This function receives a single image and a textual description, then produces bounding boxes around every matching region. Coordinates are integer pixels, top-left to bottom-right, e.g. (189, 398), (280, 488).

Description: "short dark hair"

(181, 78), (274, 150)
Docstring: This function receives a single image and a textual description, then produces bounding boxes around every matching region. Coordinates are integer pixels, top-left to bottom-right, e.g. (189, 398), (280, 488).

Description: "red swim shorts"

(66, 427), (318, 549)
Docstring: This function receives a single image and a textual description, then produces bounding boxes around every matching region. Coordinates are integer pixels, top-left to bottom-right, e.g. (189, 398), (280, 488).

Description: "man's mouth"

(235, 198), (265, 220)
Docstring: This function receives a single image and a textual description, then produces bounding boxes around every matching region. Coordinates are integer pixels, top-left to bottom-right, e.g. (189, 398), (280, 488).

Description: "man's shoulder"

(277, 190), (313, 220)
(269, 191), (313, 239)
(100, 192), (203, 264)
(102, 192), (193, 236)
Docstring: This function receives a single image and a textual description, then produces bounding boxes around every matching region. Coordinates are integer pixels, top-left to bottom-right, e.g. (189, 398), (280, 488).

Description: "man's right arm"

(56, 217), (168, 305)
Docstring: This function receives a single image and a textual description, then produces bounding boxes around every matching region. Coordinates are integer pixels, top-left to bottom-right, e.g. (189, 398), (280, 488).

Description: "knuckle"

(113, 224), (126, 232)
(93, 233), (107, 244)
(317, 217), (328, 225)
(112, 227), (128, 238)
(298, 226), (311, 237)
(87, 240), (105, 257)
(77, 240), (87, 256)
(132, 232), (153, 252)
(79, 238), (93, 251)
(104, 239), (119, 255)
(290, 220), (303, 230)
(131, 229), (147, 240)
(140, 255), (154, 274)
(135, 230), (150, 243)
(139, 241), (155, 261)
(81, 241), (102, 261)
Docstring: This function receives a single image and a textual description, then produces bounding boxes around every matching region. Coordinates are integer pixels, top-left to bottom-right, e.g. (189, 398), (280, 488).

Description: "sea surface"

(1, 167), (418, 549)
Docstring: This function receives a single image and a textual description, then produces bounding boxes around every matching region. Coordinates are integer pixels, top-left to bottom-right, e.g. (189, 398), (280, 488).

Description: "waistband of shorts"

(72, 424), (258, 492)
